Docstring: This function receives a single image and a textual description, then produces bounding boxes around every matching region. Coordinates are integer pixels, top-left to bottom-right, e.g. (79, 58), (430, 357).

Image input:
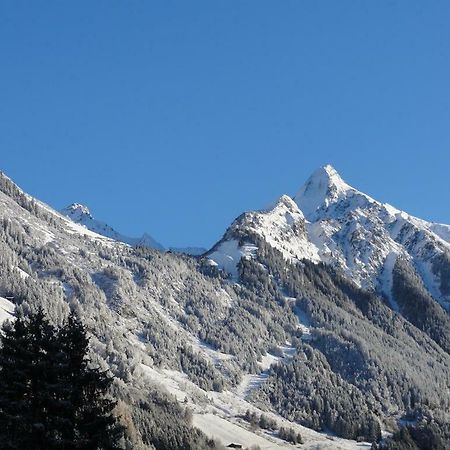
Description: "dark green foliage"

(0, 309), (64, 449)
(0, 309), (122, 450)
(58, 311), (123, 449)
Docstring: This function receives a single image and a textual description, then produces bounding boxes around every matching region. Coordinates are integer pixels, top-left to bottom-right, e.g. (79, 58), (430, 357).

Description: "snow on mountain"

(208, 195), (320, 279)
(1, 169), (450, 447)
(208, 164), (450, 311)
(293, 165), (406, 291)
(0, 171), (377, 449)
(294, 165), (450, 309)
(0, 296), (14, 326)
(61, 203), (165, 251)
(429, 223), (450, 245)
(293, 165), (358, 220)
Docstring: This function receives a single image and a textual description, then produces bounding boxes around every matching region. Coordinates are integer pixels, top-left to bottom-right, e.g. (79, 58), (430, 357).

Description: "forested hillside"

(0, 168), (449, 449)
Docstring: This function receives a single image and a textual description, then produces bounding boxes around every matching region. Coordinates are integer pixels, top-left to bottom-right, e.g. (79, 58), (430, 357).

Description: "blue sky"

(1, 1), (449, 248)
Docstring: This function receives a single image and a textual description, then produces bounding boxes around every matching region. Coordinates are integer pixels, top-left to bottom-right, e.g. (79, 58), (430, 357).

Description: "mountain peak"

(293, 165), (351, 220)
(60, 203), (165, 251)
(61, 203), (92, 220)
(321, 164), (347, 184)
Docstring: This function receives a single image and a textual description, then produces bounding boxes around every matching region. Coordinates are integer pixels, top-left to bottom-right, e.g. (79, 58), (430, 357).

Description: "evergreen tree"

(0, 316), (34, 449)
(27, 308), (62, 449)
(58, 311), (123, 449)
(0, 309), (122, 450)
(0, 308), (61, 449)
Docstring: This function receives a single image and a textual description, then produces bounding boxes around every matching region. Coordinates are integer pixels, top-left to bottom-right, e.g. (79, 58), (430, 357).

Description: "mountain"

(0, 168), (449, 449)
(60, 202), (165, 251)
(294, 165), (450, 311)
(209, 164), (450, 311)
(61, 203), (206, 256)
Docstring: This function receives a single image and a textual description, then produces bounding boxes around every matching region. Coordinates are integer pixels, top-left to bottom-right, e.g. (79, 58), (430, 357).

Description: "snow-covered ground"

(377, 251), (401, 312)
(0, 297), (15, 325)
(208, 240), (258, 280)
(193, 413), (291, 450)
(235, 372), (270, 399)
(138, 363), (372, 450)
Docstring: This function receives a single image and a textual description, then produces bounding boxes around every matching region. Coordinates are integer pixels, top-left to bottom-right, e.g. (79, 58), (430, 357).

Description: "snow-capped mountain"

(60, 203), (165, 251)
(208, 195), (320, 279)
(1, 168), (450, 448)
(209, 164), (450, 311)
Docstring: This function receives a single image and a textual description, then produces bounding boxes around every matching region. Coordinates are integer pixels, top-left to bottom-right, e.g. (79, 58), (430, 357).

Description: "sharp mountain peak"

(293, 164), (355, 220)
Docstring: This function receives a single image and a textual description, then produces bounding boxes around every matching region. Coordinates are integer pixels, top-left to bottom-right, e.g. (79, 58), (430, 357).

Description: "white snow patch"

(378, 251), (401, 312)
(235, 372), (270, 399)
(194, 339), (235, 365)
(287, 298), (314, 339)
(208, 239), (257, 280)
(429, 223), (450, 246)
(296, 309), (313, 339)
(194, 413), (287, 450)
(294, 165), (356, 221)
(16, 267), (30, 280)
(258, 353), (281, 370)
(0, 297), (15, 325)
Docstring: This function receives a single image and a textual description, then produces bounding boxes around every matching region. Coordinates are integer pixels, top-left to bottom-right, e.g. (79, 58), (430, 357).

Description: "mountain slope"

(294, 165), (450, 311)
(0, 171), (377, 449)
(205, 165), (450, 443)
(61, 202), (165, 251)
(209, 165), (450, 313)
(208, 195), (320, 279)
(0, 169), (449, 448)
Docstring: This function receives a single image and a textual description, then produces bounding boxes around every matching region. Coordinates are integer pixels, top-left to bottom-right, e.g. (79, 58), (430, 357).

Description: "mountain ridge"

(0, 167), (449, 449)
(60, 202), (165, 251)
(208, 164), (450, 312)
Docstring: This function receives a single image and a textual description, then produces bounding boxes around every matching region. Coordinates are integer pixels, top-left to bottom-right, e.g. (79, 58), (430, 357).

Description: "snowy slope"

(294, 165), (450, 309)
(208, 195), (320, 278)
(208, 164), (450, 311)
(61, 203), (165, 251)
(0, 296), (14, 325)
(139, 364), (371, 450)
(0, 174), (373, 449)
(0, 168), (449, 447)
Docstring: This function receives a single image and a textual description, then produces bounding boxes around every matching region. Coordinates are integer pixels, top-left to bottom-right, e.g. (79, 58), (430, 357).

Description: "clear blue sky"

(1, 1), (449, 248)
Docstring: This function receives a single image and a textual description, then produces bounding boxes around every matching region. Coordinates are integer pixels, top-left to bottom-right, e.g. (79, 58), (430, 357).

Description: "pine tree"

(0, 308), (61, 449)
(0, 316), (33, 449)
(0, 309), (123, 450)
(28, 308), (62, 449)
(57, 311), (123, 450)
